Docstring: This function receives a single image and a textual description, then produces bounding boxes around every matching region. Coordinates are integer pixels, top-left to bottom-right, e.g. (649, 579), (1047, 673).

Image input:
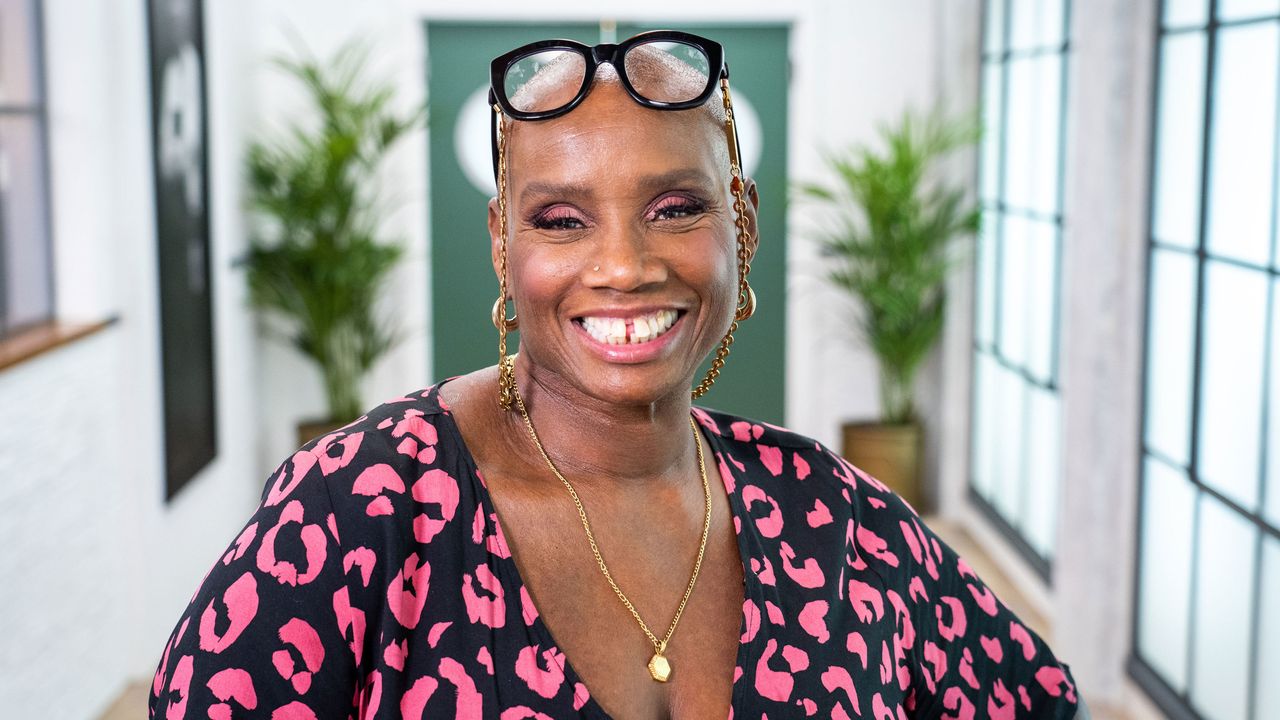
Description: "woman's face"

(488, 78), (758, 407)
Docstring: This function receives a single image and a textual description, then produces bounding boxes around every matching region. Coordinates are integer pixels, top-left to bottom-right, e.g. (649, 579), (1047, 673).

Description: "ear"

(488, 196), (505, 288)
(742, 177), (761, 264)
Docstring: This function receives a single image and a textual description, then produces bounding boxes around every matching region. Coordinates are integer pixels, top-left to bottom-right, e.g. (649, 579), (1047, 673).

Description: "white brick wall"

(0, 332), (128, 718)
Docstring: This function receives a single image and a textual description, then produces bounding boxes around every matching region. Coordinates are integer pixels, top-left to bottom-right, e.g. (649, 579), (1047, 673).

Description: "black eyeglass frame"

(487, 30), (738, 180)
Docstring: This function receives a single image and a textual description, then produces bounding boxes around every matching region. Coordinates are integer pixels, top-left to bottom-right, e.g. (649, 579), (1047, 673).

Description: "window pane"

(1023, 385), (1059, 557)
(1144, 248), (1198, 465)
(1256, 536), (1280, 713)
(1136, 456), (1196, 692)
(1190, 493), (1258, 720)
(1032, 54), (1063, 215)
(1038, 0), (1065, 49)
(0, 114), (52, 331)
(1025, 220), (1057, 383)
(1198, 261), (1268, 511)
(980, 63), (1003, 204)
(1269, 278), (1280, 527)
(1205, 23), (1277, 268)
(1003, 55), (1062, 215)
(0, 0), (40, 105)
(993, 363), (1027, 519)
(999, 214), (1029, 367)
(1010, 0), (1038, 52)
(984, 0), (1006, 55)
(1165, 0), (1210, 27)
(975, 211), (999, 346)
(1007, 0), (1063, 51)
(972, 352), (1000, 497)
(1219, 0), (1280, 21)
(1003, 57), (1034, 211)
(1152, 32), (1207, 250)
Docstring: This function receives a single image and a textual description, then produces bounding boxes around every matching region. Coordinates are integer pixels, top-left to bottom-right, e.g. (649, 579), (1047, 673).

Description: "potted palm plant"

(244, 43), (424, 445)
(798, 110), (980, 513)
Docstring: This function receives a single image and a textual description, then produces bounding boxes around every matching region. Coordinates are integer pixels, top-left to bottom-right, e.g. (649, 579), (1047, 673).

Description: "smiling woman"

(149, 31), (1082, 719)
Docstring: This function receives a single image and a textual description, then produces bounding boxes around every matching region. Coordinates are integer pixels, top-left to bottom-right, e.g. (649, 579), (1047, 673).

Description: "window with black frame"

(970, 0), (1071, 577)
(1132, 1), (1280, 718)
(0, 0), (54, 340)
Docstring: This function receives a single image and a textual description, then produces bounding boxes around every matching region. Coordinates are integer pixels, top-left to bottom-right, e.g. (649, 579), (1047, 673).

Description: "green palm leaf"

(244, 41), (426, 422)
(798, 109), (980, 424)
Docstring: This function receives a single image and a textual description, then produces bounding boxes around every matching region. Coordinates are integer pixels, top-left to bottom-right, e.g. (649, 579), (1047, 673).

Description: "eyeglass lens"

(504, 50), (587, 113)
(623, 41), (711, 104)
(504, 40), (712, 114)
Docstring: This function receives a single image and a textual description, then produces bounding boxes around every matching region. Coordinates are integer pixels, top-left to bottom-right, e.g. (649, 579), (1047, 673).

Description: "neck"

(506, 357), (699, 489)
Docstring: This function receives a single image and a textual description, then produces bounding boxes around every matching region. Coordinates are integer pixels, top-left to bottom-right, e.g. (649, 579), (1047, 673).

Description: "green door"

(426, 21), (788, 423)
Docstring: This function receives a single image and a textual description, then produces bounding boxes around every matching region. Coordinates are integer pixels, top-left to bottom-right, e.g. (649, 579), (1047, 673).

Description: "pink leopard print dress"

(150, 382), (1079, 718)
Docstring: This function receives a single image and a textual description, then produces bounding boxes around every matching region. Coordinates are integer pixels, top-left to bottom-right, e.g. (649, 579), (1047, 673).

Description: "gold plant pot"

(297, 418), (348, 449)
(840, 421), (925, 514)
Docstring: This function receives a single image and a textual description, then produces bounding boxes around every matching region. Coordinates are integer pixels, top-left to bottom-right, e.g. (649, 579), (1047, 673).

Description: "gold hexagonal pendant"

(648, 652), (672, 682)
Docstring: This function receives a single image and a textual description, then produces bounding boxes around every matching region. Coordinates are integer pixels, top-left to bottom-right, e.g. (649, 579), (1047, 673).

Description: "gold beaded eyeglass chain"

(493, 108), (518, 411)
(692, 76), (756, 399)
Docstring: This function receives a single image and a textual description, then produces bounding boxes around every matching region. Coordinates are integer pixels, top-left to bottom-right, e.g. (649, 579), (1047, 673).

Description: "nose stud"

(593, 265), (600, 272)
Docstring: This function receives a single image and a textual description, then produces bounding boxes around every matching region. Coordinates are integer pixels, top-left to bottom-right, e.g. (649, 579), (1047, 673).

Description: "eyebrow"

(519, 168), (718, 205)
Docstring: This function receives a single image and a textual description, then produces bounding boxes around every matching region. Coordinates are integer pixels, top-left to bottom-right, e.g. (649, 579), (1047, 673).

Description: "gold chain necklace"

(510, 372), (712, 683)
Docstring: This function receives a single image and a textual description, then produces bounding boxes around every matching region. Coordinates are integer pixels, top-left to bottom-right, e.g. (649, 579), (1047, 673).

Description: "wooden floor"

(96, 680), (147, 720)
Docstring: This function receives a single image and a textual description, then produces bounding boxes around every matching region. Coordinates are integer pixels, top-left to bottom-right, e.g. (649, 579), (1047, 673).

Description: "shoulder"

(262, 383), (468, 545)
(694, 406), (817, 451)
(694, 405), (907, 514)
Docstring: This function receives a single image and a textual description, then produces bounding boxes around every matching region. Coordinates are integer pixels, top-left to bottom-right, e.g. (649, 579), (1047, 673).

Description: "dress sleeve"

(838, 451), (1080, 718)
(148, 430), (374, 719)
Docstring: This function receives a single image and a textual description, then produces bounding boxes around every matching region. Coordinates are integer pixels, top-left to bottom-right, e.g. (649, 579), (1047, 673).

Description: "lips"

(575, 309), (681, 345)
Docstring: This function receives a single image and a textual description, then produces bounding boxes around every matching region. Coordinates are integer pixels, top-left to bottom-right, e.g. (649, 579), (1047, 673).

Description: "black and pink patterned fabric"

(150, 382), (1079, 718)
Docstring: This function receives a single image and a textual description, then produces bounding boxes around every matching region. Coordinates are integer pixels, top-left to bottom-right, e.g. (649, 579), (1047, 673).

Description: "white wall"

(1054, 0), (1155, 708)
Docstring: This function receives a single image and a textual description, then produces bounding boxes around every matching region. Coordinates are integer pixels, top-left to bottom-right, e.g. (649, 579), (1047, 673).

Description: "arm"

(835, 452), (1080, 718)
(148, 432), (369, 718)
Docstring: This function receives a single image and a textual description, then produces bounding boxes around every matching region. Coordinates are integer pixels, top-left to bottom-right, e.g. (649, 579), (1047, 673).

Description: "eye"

(530, 205), (588, 231)
(650, 194), (707, 222)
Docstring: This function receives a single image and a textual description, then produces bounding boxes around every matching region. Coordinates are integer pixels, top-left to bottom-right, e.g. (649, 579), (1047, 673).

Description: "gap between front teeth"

(580, 310), (679, 345)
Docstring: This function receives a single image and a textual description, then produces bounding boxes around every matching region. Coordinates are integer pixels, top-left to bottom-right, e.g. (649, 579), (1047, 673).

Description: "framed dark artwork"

(147, 0), (216, 500)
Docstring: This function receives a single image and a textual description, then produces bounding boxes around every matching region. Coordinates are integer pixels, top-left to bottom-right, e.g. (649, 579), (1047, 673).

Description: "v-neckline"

(430, 384), (756, 719)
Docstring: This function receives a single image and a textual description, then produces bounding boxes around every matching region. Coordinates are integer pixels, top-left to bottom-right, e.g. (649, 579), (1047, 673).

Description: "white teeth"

(579, 309), (679, 346)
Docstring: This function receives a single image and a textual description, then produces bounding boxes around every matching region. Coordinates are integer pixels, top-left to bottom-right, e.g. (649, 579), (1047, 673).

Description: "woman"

(150, 31), (1081, 719)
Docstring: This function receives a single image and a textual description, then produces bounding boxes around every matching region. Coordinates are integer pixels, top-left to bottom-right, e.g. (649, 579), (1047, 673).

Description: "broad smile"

(570, 308), (688, 364)
(575, 309), (681, 345)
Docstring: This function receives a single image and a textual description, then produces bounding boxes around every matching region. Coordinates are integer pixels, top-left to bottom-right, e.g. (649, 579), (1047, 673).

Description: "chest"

(485, 476), (746, 720)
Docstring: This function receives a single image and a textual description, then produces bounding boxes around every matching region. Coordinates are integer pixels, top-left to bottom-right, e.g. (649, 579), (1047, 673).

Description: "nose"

(587, 221), (667, 292)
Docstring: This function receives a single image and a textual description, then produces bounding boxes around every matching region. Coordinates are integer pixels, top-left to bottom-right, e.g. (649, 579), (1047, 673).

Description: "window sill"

(0, 318), (118, 373)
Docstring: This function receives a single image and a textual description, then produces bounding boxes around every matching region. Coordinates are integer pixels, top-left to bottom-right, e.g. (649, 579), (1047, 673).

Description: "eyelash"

(650, 195), (707, 221)
(527, 194), (708, 231)
(530, 206), (585, 231)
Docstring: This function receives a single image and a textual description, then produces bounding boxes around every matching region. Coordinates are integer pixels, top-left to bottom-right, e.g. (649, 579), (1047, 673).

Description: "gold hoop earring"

(735, 284), (757, 321)
(492, 296), (518, 331)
